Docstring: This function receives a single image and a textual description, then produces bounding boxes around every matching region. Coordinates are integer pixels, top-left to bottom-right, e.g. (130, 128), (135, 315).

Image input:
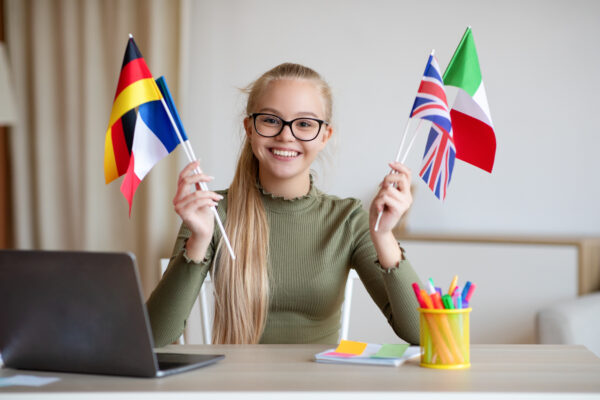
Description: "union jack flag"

(420, 124), (456, 200)
(410, 53), (455, 200)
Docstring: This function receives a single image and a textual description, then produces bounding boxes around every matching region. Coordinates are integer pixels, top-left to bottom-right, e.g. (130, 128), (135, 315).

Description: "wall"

(180, 240), (580, 345)
(180, 0), (600, 236)
(349, 240), (578, 344)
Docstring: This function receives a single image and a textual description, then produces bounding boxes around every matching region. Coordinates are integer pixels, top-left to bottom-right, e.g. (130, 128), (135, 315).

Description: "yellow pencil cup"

(418, 307), (471, 369)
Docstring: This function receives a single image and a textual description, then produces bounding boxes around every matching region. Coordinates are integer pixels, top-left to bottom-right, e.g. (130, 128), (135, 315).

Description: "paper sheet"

(334, 340), (368, 355)
(0, 375), (60, 387)
(372, 343), (409, 358)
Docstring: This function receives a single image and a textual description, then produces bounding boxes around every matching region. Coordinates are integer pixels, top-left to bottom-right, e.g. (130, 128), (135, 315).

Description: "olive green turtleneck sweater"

(146, 181), (422, 347)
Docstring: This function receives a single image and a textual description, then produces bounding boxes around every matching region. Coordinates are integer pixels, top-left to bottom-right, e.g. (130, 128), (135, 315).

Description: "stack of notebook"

(314, 340), (420, 367)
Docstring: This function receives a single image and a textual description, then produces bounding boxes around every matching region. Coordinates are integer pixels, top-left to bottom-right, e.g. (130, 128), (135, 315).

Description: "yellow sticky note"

(334, 340), (368, 355)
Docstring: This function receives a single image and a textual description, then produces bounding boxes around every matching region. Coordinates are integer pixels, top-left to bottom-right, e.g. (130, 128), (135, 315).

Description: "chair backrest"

(160, 259), (359, 344)
(340, 269), (359, 341)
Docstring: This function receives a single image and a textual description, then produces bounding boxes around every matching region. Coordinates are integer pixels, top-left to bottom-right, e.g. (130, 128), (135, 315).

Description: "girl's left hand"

(369, 162), (413, 235)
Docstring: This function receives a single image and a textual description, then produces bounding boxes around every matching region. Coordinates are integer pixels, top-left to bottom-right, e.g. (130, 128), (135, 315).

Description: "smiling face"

(244, 79), (333, 195)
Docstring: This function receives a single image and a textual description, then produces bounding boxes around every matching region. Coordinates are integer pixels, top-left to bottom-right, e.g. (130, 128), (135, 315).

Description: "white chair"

(160, 258), (360, 344)
(340, 269), (359, 341)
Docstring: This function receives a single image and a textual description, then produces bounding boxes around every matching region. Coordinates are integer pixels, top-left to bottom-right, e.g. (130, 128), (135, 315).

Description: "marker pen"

(462, 281), (472, 302)
(448, 275), (458, 297)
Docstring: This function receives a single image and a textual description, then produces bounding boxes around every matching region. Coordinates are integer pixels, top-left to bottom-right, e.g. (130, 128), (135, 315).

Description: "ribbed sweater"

(146, 181), (422, 347)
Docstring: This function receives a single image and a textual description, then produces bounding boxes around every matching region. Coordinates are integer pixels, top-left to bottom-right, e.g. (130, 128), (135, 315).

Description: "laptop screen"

(0, 250), (159, 377)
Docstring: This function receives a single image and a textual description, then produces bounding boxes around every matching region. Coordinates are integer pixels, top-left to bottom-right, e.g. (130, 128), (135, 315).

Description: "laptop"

(0, 250), (224, 378)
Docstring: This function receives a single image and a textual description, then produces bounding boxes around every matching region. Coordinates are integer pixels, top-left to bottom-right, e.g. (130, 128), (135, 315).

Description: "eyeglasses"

(250, 113), (329, 142)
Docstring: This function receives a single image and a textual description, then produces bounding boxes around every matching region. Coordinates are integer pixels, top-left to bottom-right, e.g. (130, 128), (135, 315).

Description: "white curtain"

(5, 0), (187, 297)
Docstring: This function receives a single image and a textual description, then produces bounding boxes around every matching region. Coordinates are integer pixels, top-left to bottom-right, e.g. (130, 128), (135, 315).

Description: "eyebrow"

(258, 107), (321, 119)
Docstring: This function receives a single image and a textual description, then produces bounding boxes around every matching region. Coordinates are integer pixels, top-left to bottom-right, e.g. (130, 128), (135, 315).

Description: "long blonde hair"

(212, 63), (333, 344)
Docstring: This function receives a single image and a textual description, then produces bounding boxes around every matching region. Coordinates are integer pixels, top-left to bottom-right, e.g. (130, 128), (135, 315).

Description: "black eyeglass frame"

(249, 113), (329, 142)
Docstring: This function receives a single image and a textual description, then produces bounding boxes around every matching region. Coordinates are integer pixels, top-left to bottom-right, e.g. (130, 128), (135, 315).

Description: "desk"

(2, 344), (600, 399)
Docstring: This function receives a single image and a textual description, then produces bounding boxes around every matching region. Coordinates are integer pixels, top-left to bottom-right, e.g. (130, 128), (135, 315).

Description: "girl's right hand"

(173, 161), (223, 259)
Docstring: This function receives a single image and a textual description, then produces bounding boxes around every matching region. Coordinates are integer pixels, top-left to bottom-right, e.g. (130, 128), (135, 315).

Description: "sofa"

(536, 292), (600, 357)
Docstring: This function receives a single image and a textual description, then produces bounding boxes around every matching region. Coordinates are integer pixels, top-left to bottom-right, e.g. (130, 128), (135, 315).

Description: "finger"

(372, 192), (392, 214)
(175, 173), (214, 199)
(178, 170), (213, 191)
(383, 170), (412, 192)
(178, 161), (201, 183)
(176, 161), (200, 193)
(384, 177), (413, 199)
(388, 162), (411, 177)
(174, 188), (221, 209)
(382, 172), (406, 188)
(175, 190), (223, 208)
(180, 172), (214, 187)
(382, 182), (404, 199)
(175, 196), (220, 216)
(391, 175), (412, 194)
(376, 186), (412, 213)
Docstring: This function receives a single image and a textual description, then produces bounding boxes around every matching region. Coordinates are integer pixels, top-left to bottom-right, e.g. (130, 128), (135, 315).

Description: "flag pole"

(124, 34), (234, 259)
(373, 119), (423, 232)
(156, 96), (236, 260)
(373, 49), (436, 232)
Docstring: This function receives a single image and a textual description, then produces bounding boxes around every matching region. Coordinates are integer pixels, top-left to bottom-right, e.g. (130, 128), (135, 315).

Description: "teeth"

(272, 149), (299, 157)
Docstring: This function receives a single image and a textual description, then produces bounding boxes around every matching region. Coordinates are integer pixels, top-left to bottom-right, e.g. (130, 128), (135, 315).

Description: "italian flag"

(444, 27), (496, 173)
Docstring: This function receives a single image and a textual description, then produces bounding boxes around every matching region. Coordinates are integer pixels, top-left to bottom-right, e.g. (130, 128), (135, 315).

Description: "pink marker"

(411, 283), (426, 308)
(465, 283), (476, 303)
(454, 287), (463, 309)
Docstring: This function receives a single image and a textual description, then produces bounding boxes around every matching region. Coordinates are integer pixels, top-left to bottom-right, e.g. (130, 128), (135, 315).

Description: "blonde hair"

(212, 63), (333, 344)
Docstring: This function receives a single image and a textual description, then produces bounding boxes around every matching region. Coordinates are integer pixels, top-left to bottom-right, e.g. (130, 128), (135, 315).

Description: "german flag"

(104, 37), (163, 184)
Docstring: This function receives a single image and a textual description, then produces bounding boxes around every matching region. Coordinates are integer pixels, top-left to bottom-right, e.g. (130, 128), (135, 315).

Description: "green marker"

(442, 294), (454, 309)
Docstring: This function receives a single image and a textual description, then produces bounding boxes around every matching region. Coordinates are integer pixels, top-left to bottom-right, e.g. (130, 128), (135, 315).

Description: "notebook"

(314, 340), (420, 367)
(0, 250), (224, 378)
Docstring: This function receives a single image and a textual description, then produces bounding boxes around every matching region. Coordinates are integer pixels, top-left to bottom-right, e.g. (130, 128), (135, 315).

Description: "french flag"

(120, 78), (187, 214)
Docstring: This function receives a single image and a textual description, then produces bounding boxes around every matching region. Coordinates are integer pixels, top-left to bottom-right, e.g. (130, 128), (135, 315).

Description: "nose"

(277, 123), (295, 141)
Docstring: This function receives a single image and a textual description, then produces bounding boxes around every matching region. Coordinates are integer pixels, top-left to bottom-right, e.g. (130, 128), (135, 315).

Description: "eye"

(258, 115), (281, 126)
(295, 119), (317, 129)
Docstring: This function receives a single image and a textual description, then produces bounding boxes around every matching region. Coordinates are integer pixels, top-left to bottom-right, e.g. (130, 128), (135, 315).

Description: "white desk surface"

(1, 344), (600, 399)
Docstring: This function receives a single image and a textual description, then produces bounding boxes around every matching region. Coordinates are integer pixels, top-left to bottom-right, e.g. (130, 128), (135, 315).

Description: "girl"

(147, 63), (422, 346)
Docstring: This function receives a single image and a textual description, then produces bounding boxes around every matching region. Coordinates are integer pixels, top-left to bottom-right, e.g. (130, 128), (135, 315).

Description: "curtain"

(5, 0), (186, 297)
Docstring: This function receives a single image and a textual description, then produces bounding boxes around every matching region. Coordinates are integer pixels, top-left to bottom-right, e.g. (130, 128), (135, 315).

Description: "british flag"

(410, 54), (455, 200)
(420, 124), (456, 200)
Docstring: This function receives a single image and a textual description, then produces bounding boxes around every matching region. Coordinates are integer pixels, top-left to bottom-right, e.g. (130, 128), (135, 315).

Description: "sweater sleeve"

(146, 224), (215, 347)
(348, 204), (423, 345)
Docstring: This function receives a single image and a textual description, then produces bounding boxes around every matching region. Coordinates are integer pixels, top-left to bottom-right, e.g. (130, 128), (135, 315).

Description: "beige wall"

(180, 0), (600, 237)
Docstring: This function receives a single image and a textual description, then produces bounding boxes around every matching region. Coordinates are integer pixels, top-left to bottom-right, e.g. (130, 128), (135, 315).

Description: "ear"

(321, 124), (333, 145)
(244, 116), (253, 139)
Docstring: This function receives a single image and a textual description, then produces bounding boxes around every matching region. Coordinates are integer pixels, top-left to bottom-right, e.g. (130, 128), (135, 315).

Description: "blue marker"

(462, 281), (472, 302)
(454, 287), (463, 309)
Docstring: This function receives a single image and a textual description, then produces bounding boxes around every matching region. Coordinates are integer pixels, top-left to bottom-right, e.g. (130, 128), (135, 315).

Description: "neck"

(258, 169), (311, 199)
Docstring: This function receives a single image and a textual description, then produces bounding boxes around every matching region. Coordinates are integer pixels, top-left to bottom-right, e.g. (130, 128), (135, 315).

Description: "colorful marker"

(448, 275), (458, 297)
(442, 294), (454, 309)
(465, 283), (476, 303)
(431, 292), (444, 309)
(420, 289), (434, 309)
(411, 283), (426, 308)
(454, 287), (463, 309)
(462, 281), (472, 302)
(428, 277), (435, 288)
